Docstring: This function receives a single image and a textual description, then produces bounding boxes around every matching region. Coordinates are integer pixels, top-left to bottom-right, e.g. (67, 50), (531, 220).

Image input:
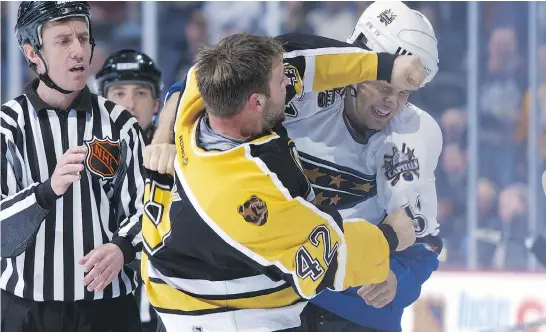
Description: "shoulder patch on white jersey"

(382, 142), (420, 186)
(284, 64), (304, 118)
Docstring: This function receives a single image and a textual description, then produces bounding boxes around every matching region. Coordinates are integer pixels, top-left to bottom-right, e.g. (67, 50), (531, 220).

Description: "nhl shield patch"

(84, 137), (121, 180)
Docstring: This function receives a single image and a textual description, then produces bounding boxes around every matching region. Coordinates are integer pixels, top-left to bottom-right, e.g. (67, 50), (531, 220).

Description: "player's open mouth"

(371, 106), (391, 118)
(69, 65), (85, 73)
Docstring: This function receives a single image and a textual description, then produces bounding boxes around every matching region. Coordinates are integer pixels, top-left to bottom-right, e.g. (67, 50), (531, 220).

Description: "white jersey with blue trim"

(283, 89), (442, 238)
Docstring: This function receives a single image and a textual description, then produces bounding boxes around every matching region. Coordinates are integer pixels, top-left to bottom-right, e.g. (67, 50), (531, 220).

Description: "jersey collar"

(24, 78), (93, 114)
(342, 108), (379, 145)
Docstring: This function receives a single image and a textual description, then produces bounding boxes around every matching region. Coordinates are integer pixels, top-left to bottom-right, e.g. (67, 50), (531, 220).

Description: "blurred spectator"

(481, 2), (529, 51)
(110, 1), (142, 49)
(88, 2), (129, 42)
(475, 178), (500, 268)
(89, 1), (127, 23)
(202, 1), (264, 43)
(155, 2), (204, 95)
(493, 184), (530, 270)
(306, 2), (356, 40)
(413, 3), (465, 72)
(173, 10), (209, 83)
(516, 44), (546, 158)
(479, 26), (526, 187)
(436, 143), (468, 267)
(441, 107), (467, 145)
(280, 2), (314, 35)
(409, 74), (467, 120)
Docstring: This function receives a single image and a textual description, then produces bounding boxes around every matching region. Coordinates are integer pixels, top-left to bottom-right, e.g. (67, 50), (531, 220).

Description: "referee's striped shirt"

(0, 79), (145, 302)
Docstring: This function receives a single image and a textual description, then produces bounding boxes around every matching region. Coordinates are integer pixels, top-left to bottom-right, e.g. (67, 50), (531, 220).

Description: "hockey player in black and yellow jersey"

(141, 33), (426, 332)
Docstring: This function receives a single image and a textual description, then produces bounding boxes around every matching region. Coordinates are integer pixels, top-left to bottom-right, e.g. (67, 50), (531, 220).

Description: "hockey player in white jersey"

(283, 2), (441, 234)
(287, 2), (443, 331)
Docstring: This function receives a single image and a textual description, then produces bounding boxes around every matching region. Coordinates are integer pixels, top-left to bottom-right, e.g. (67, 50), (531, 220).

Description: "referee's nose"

(125, 95), (136, 113)
(69, 37), (86, 63)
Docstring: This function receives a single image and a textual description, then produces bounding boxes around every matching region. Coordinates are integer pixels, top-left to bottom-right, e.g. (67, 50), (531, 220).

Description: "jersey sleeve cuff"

(35, 178), (60, 210)
(378, 224), (399, 252)
(111, 236), (136, 264)
(376, 53), (398, 83)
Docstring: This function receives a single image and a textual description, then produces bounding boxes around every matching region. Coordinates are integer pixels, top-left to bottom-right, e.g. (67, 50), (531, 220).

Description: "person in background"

(95, 49), (163, 144)
(95, 48), (164, 332)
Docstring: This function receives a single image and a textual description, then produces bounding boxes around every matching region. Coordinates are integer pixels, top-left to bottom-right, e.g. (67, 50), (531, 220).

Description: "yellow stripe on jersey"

(176, 66), (205, 130)
(312, 51), (378, 92)
(175, 45), (385, 133)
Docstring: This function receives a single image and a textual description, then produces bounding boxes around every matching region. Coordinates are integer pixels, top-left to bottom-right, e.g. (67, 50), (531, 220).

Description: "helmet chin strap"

(38, 57), (74, 95)
(33, 39), (96, 95)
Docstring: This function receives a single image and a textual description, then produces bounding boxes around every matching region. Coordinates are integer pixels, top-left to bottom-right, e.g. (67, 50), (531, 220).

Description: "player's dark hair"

(195, 33), (284, 118)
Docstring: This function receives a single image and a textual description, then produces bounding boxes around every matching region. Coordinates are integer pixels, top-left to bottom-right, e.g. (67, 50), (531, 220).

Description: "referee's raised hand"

(51, 146), (88, 196)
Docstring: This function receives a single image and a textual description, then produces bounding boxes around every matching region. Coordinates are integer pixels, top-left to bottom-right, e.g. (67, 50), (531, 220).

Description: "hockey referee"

(1, 2), (144, 331)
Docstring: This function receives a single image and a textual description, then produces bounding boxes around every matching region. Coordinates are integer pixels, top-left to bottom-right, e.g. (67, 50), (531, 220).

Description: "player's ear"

(248, 92), (265, 113)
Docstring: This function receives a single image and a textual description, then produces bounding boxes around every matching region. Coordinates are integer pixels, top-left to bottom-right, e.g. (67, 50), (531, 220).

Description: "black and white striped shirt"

(0, 79), (145, 302)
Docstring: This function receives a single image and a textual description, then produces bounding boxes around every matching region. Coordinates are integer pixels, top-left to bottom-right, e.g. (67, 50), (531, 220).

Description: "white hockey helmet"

(347, 1), (439, 86)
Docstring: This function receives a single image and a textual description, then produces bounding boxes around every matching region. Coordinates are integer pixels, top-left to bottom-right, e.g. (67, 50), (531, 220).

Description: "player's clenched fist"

(358, 269), (398, 308)
(143, 143), (177, 175)
(391, 55), (426, 91)
(51, 146), (87, 196)
(383, 208), (416, 251)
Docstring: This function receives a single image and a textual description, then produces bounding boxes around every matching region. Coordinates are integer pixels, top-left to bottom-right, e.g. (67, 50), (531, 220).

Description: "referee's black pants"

(281, 303), (387, 332)
(1, 290), (142, 332)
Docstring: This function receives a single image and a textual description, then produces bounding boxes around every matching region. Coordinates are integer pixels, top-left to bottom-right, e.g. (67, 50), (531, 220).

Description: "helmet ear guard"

(348, 1), (439, 86)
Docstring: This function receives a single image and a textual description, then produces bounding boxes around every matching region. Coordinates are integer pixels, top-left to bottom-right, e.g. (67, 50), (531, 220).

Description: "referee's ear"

(23, 44), (45, 74)
(154, 99), (160, 113)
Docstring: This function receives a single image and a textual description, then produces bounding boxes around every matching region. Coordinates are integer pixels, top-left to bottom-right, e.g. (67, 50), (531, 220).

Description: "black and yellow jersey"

(278, 33), (396, 108)
(142, 33), (396, 332)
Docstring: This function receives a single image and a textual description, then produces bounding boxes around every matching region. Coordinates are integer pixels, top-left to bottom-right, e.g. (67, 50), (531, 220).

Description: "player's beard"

(261, 98), (285, 132)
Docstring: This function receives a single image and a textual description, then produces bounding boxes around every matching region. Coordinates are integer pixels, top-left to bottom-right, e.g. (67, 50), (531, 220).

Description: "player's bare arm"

(143, 91), (179, 174)
(151, 91), (179, 145)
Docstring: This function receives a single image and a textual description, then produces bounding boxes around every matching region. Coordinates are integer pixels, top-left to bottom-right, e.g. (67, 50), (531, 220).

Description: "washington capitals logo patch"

(383, 142), (420, 186)
(84, 137), (120, 180)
